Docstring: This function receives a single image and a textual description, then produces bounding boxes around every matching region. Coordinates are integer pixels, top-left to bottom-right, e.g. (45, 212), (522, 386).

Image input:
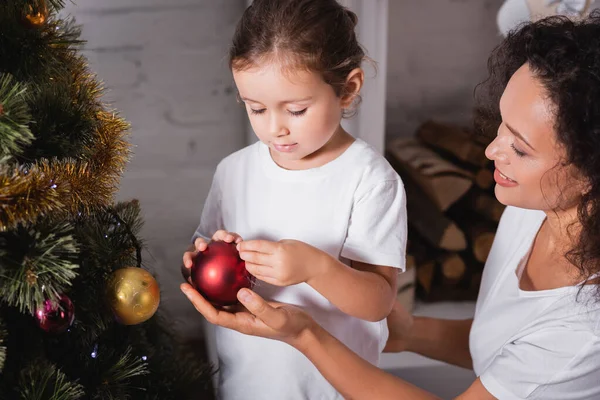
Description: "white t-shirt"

(470, 206), (600, 399)
(192, 139), (407, 400)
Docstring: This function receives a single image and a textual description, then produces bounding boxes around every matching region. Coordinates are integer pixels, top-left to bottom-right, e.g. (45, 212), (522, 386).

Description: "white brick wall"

(61, 0), (247, 338)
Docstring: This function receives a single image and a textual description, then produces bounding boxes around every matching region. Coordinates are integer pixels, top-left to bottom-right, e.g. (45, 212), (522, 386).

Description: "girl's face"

(485, 63), (585, 212)
(233, 61), (351, 170)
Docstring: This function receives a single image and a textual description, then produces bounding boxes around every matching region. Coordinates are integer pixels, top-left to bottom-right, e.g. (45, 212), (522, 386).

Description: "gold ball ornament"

(106, 267), (160, 325)
(23, 0), (48, 27)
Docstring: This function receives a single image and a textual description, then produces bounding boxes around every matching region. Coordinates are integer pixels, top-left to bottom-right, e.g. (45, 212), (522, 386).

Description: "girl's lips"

(273, 143), (298, 153)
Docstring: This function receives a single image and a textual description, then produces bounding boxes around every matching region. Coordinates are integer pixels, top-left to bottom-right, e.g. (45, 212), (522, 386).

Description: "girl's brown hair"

(229, 0), (366, 106)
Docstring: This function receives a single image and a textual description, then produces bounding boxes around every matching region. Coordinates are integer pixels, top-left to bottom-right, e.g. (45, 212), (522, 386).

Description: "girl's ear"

(340, 67), (364, 109)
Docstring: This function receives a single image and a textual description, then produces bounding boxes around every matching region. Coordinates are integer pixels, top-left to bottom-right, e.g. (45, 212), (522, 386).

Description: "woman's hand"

(181, 284), (315, 347)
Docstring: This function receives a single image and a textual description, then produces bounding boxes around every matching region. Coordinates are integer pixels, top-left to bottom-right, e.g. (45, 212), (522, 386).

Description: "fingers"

(180, 283), (235, 325)
(182, 238), (208, 269)
(244, 263), (282, 286)
(195, 237), (208, 251)
(182, 251), (195, 269)
(237, 239), (276, 254)
(239, 250), (271, 266)
(213, 230), (243, 244)
(237, 289), (288, 330)
(245, 262), (273, 278)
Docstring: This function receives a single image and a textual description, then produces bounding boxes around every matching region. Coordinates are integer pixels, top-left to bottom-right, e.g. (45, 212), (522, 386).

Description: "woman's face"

(485, 63), (585, 212)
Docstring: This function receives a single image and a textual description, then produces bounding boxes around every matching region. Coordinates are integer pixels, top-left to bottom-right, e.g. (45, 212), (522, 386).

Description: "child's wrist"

(306, 250), (336, 287)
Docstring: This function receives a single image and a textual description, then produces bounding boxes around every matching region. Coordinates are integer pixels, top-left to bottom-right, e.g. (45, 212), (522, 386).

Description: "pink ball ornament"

(35, 294), (75, 334)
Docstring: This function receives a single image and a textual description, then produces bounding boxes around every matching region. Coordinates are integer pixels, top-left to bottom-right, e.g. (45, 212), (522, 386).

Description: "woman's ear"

(340, 67), (364, 109)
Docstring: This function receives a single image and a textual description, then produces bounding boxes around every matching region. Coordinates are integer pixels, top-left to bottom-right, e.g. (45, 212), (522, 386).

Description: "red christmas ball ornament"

(190, 241), (254, 306)
(35, 294), (75, 334)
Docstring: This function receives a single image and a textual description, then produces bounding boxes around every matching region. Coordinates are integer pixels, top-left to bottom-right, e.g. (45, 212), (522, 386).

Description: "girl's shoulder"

(214, 141), (262, 175)
(348, 139), (402, 183)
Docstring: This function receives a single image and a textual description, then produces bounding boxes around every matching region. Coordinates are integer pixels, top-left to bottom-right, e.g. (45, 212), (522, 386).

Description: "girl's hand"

(237, 239), (326, 286)
(182, 230), (243, 269)
(182, 230), (243, 284)
(211, 229), (243, 244)
(181, 284), (314, 347)
(182, 237), (208, 270)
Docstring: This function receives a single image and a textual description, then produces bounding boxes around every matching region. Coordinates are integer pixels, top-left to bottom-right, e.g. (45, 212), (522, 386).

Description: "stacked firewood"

(387, 121), (504, 303)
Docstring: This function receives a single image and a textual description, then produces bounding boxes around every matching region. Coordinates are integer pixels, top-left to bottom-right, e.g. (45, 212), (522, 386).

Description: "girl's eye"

(511, 143), (526, 157)
(250, 108), (266, 115)
(288, 108), (307, 117)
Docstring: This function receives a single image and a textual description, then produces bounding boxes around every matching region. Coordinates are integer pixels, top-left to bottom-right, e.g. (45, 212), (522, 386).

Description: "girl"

(181, 1), (407, 399)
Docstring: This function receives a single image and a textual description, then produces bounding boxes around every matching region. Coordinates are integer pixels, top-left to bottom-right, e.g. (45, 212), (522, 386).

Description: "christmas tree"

(0, 0), (213, 398)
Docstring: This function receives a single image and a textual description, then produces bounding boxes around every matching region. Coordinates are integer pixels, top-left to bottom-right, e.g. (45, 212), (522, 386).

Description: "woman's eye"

(511, 143), (526, 157)
(250, 108), (266, 115)
(288, 108), (307, 117)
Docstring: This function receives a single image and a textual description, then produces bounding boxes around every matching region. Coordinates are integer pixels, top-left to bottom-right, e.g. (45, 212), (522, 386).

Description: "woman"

(181, 13), (600, 399)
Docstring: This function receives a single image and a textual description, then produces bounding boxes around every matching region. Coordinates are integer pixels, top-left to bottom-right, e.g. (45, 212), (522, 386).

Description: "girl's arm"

(306, 255), (398, 322)
(238, 240), (398, 322)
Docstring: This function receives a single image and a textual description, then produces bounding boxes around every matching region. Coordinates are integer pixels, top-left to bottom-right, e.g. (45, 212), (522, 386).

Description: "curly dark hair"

(475, 12), (600, 297)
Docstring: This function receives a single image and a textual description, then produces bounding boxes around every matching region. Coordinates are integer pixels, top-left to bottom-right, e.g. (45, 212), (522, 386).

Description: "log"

(474, 168), (494, 190)
(467, 222), (496, 263)
(416, 261), (435, 294)
(416, 121), (489, 167)
(440, 253), (466, 284)
(471, 271), (483, 291)
(386, 149), (468, 251)
(473, 193), (505, 223)
(387, 138), (473, 211)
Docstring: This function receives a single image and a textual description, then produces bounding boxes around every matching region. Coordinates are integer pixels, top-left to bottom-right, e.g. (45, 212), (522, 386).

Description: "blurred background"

(57, 0), (591, 397)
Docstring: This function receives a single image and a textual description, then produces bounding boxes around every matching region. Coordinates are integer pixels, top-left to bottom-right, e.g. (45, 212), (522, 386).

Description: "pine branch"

(123, 311), (216, 399)
(46, 0), (67, 12)
(91, 347), (149, 400)
(74, 201), (144, 276)
(0, 219), (79, 314)
(0, 318), (6, 373)
(18, 56), (103, 163)
(18, 360), (84, 400)
(0, 3), (83, 83)
(105, 347), (149, 385)
(64, 201), (142, 333)
(0, 111), (131, 231)
(0, 73), (34, 160)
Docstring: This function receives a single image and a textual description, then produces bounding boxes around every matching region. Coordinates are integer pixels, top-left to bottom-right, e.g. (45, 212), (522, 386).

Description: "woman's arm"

(299, 322), (442, 400)
(384, 299), (473, 369)
(180, 286), (496, 400)
(299, 323), (495, 400)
